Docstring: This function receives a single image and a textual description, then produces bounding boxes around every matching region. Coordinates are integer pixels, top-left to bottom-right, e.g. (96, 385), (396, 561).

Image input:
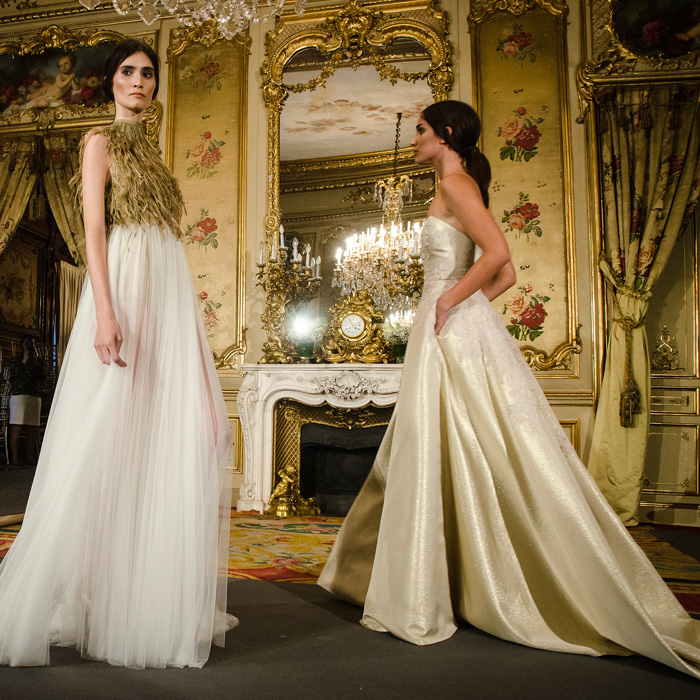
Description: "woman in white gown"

(318, 100), (700, 679)
(0, 40), (237, 668)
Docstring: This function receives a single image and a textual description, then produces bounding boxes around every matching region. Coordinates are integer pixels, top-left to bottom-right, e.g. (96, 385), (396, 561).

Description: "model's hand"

(434, 296), (452, 335)
(94, 315), (127, 367)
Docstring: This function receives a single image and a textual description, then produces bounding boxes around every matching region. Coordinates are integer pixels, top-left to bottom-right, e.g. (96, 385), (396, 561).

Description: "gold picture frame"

(0, 25), (161, 140)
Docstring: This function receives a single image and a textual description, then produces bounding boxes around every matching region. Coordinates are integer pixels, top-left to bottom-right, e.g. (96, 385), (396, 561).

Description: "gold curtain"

(0, 138), (37, 258)
(43, 131), (87, 271)
(588, 84), (700, 526)
(57, 260), (85, 366)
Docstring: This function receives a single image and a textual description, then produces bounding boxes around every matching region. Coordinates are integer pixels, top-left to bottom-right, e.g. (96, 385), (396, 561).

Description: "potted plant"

(383, 314), (413, 363)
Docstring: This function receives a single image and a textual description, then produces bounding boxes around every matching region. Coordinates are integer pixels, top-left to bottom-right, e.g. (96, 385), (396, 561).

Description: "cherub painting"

(0, 42), (117, 120)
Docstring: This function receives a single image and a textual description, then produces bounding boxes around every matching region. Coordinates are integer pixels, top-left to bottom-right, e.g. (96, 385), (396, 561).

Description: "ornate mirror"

(260, 0), (453, 363)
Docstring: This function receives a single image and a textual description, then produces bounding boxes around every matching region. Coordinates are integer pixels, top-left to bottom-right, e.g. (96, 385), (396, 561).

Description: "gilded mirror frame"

(261, 0), (453, 363)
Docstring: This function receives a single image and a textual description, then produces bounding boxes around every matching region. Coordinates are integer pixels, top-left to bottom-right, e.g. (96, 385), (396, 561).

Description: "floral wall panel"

(470, 2), (579, 373)
(167, 28), (248, 370)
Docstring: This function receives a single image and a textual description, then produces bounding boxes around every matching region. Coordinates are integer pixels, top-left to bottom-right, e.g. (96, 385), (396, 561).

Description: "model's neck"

(432, 150), (466, 181)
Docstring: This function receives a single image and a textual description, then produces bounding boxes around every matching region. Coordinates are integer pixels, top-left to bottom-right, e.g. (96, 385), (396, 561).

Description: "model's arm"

(82, 133), (126, 367)
(434, 175), (512, 333)
(481, 260), (516, 302)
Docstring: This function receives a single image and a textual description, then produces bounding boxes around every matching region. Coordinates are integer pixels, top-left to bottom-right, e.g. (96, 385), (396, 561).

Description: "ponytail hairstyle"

(421, 100), (492, 208)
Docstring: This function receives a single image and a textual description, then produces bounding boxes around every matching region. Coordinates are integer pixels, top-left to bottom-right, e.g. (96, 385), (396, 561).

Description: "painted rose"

(506, 294), (527, 316)
(204, 310), (218, 330)
(514, 124), (541, 150)
(511, 31), (533, 48)
(203, 131), (212, 140)
(636, 246), (655, 270)
(202, 62), (220, 78)
(188, 141), (206, 158)
(200, 147), (222, 169)
(499, 116), (520, 140)
(199, 217), (217, 233)
(521, 283), (533, 294)
(517, 106), (527, 116)
(49, 149), (63, 166)
(200, 291), (208, 300)
(508, 213), (527, 230)
(516, 202), (539, 220)
(520, 303), (547, 329)
(502, 42), (520, 57)
(190, 228), (205, 242)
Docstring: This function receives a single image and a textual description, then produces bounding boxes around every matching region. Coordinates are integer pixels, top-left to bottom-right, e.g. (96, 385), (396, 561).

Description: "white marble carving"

(236, 363), (403, 512)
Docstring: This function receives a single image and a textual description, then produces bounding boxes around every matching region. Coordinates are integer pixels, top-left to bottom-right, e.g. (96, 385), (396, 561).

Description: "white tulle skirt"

(0, 224), (237, 668)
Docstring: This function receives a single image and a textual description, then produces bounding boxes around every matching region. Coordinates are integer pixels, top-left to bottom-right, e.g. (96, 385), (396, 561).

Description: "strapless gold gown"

(318, 216), (700, 679)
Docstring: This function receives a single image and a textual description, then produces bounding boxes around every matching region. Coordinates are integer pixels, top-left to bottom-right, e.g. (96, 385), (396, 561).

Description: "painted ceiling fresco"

(280, 64), (433, 161)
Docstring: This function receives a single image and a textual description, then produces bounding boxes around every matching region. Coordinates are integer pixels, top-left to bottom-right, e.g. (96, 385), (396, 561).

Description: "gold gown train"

(318, 216), (700, 680)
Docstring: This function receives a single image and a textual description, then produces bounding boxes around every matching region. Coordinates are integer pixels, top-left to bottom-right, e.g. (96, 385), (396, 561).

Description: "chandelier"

(78, 0), (306, 39)
(332, 112), (424, 313)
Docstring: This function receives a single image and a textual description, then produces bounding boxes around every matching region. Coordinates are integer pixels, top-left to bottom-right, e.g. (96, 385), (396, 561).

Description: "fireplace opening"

(300, 423), (388, 516)
(271, 399), (394, 517)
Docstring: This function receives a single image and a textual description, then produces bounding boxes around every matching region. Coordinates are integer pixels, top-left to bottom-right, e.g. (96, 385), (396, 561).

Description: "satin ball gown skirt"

(319, 216), (700, 680)
(0, 224), (237, 668)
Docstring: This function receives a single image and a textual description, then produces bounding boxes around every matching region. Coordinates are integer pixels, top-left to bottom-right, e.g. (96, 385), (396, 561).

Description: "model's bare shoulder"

(440, 173), (483, 208)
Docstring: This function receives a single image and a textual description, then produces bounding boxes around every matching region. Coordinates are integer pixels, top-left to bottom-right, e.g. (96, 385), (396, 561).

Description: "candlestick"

(259, 242), (264, 265)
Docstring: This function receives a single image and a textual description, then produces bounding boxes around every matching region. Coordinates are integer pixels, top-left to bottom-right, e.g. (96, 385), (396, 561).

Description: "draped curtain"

(0, 138), (37, 258)
(57, 260), (84, 367)
(588, 84), (700, 526)
(43, 132), (87, 271)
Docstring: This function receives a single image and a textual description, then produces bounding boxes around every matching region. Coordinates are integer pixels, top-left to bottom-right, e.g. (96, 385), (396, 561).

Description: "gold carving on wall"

(166, 20), (250, 371)
(260, 0), (452, 364)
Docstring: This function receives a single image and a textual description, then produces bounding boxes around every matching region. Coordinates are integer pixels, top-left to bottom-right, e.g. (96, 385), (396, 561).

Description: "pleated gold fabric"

(318, 216), (700, 679)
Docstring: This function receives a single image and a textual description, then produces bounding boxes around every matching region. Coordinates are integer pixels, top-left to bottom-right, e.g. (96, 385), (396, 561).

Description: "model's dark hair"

(421, 100), (491, 208)
(102, 39), (160, 102)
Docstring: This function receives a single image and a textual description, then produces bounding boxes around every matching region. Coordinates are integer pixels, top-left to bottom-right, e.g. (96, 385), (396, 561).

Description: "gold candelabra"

(258, 229), (322, 363)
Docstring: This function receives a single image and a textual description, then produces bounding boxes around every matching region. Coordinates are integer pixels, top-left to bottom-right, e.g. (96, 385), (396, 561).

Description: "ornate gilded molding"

(261, 0), (452, 363)
(577, 1), (700, 121)
(520, 326), (583, 372)
(468, 0), (567, 24)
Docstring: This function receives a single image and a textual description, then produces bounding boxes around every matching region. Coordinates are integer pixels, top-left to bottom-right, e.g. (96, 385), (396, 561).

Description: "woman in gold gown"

(319, 100), (700, 680)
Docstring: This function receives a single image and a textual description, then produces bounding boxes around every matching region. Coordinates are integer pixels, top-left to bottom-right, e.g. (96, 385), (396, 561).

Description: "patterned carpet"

(1, 515), (698, 618)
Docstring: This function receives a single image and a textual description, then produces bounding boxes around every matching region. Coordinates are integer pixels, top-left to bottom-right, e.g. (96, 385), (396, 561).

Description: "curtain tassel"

(616, 313), (644, 427)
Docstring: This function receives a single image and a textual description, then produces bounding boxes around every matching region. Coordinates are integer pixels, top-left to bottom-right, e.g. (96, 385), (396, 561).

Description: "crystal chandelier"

(332, 112), (424, 313)
(78, 0), (306, 39)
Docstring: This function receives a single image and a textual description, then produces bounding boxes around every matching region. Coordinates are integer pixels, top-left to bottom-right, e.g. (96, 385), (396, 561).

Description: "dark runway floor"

(0, 580), (699, 700)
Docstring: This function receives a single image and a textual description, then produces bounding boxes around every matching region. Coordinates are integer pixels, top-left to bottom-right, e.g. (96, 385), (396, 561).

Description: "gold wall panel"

(469, 0), (580, 375)
(167, 21), (249, 371)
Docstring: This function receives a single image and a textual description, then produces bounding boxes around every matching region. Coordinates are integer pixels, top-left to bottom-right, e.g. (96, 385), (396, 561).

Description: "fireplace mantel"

(236, 363), (403, 512)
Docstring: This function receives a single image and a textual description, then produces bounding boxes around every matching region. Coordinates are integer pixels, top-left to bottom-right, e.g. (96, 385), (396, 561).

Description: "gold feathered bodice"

(75, 119), (184, 238)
